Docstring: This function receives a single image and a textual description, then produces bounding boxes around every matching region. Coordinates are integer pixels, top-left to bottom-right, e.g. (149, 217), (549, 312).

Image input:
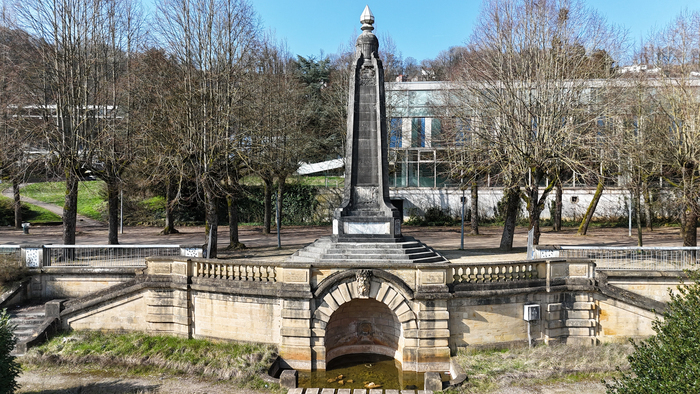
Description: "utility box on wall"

(524, 304), (540, 321)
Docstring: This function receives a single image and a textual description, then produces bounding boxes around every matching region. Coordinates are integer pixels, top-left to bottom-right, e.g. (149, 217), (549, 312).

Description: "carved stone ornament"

(356, 269), (373, 298)
(360, 66), (375, 86)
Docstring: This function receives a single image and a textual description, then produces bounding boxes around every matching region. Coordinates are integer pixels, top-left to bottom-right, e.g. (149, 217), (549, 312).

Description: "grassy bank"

(0, 195), (62, 225)
(21, 181), (105, 221)
(22, 331), (279, 390)
(451, 342), (633, 393)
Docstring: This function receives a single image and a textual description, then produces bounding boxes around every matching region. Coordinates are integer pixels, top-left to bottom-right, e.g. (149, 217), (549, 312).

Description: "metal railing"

(558, 246), (700, 271)
(44, 245), (182, 267)
(0, 245), (21, 261)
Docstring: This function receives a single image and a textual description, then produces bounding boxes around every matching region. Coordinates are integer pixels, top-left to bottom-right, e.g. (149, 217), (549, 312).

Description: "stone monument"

(289, 6), (447, 266)
(288, 6), (447, 265)
(282, 7), (451, 373)
(332, 5), (402, 240)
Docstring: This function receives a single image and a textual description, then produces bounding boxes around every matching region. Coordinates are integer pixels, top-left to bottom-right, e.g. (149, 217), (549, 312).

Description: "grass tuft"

(452, 342), (633, 393)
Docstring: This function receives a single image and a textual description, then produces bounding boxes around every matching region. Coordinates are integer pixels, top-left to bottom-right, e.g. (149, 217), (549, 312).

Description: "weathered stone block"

(418, 329), (450, 338)
(419, 320), (448, 329)
(418, 311), (449, 321)
(339, 283), (352, 303)
(280, 370), (298, 389)
(283, 300), (309, 309)
(282, 309), (311, 319)
(424, 372), (442, 392)
(323, 294), (339, 310)
(572, 302), (595, 310)
(280, 327), (310, 337)
(566, 319), (596, 327)
(393, 302), (410, 316)
(419, 339), (449, 347)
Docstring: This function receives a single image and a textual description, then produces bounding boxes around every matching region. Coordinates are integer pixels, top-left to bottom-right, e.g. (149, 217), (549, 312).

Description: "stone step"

(322, 247), (429, 255)
(287, 389), (432, 394)
(318, 251), (439, 261)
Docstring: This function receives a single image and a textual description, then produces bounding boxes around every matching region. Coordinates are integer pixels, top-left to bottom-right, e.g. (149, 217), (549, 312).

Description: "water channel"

(297, 354), (441, 390)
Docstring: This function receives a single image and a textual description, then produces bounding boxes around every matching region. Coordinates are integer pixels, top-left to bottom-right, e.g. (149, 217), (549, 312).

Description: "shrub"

(605, 270), (700, 393)
(0, 309), (20, 394)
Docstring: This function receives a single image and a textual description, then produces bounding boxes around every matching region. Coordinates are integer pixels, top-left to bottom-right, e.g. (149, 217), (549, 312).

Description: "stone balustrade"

(450, 262), (545, 284)
(193, 261), (277, 282)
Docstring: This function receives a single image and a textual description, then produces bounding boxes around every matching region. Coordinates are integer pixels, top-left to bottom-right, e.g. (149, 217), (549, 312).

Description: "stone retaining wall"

(45, 257), (678, 373)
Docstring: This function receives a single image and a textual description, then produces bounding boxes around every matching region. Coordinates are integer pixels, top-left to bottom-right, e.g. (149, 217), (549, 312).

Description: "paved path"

(0, 220), (688, 263)
(1, 185), (104, 227)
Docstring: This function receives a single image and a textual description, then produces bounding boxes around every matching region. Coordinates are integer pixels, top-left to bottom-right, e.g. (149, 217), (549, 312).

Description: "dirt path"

(17, 367), (266, 394)
(16, 367), (608, 394)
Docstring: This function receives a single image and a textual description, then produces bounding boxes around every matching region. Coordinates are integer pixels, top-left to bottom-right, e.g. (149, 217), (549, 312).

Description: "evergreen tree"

(606, 271), (700, 393)
(0, 309), (20, 394)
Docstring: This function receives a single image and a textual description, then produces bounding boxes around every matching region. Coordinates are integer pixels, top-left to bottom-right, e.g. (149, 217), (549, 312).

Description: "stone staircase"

(287, 389), (432, 394)
(288, 236), (448, 265)
(8, 303), (53, 356)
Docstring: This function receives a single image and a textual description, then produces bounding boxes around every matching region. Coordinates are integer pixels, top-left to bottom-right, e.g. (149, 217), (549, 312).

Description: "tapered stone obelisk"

(333, 5), (402, 241)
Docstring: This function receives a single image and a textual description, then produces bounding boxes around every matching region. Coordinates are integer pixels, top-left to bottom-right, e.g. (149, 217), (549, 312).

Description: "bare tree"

(19, 0), (127, 244)
(453, 0), (624, 249)
(641, 10), (700, 246)
(157, 0), (258, 257)
(243, 36), (309, 246)
(0, 7), (40, 229)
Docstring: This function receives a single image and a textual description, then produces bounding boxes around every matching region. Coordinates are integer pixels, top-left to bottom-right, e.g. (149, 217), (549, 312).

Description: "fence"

(0, 246), (21, 262)
(1, 244), (204, 268)
(546, 246), (700, 271)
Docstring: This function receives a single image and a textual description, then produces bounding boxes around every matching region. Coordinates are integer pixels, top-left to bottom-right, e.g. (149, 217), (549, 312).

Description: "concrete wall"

(389, 187), (675, 221)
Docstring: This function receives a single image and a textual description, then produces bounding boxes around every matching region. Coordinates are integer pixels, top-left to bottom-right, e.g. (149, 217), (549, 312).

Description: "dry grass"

(452, 342), (633, 393)
(22, 331), (278, 388)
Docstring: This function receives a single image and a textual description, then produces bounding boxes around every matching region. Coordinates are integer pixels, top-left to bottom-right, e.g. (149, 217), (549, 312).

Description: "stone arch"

(311, 269), (418, 370)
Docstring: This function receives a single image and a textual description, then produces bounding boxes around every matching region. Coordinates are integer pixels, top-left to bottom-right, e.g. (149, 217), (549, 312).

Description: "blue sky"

(145, 1), (700, 62)
(250, 0), (699, 62)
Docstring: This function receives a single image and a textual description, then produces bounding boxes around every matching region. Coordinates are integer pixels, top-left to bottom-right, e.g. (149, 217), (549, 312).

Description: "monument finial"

(360, 5), (374, 33)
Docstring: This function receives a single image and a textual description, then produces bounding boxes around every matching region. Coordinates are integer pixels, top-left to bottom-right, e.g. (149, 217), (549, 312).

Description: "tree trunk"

(683, 208), (697, 247)
(634, 187), (643, 247)
(227, 194), (244, 249)
(643, 182), (653, 231)
(162, 179), (178, 235)
(276, 176), (286, 248)
(12, 178), (21, 229)
(577, 176), (604, 236)
(62, 172), (79, 245)
(263, 177), (272, 235)
(107, 179), (120, 245)
(499, 186), (520, 251)
(526, 183), (541, 246)
(470, 179), (479, 235)
(204, 187), (218, 258)
(553, 179), (562, 232)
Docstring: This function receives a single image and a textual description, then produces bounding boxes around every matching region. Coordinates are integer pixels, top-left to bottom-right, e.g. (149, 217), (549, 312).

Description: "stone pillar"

(279, 267), (313, 370)
(144, 259), (192, 337)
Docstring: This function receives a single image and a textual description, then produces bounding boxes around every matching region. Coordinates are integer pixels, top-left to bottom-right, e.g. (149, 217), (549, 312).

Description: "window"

(412, 118), (425, 147)
(389, 118), (402, 148)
